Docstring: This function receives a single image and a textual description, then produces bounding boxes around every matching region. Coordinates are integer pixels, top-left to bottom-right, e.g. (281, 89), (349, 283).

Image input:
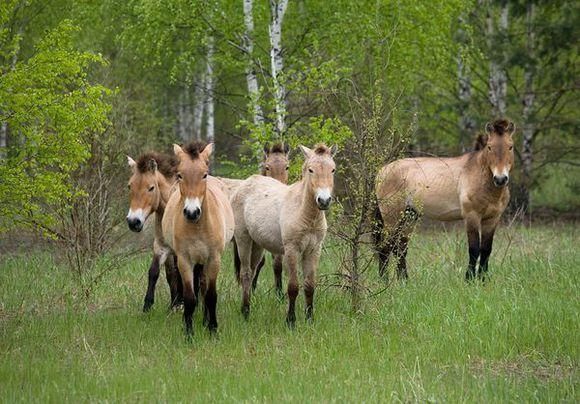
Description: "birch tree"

(456, 15), (475, 149)
(269, 0), (289, 138)
(487, 0), (509, 117)
(243, 0), (264, 128)
(205, 34), (215, 145)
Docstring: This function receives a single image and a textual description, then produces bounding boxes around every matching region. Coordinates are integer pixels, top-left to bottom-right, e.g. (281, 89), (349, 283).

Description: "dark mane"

(183, 141), (208, 160)
(270, 143), (286, 154)
(490, 119), (511, 136)
(313, 144), (331, 155)
(136, 152), (178, 179)
(473, 134), (487, 151)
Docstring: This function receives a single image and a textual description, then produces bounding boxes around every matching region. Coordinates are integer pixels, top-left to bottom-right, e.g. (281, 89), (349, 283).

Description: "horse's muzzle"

(493, 175), (509, 187)
(183, 207), (201, 223)
(127, 217), (143, 232)
(316, 196), (332, 210)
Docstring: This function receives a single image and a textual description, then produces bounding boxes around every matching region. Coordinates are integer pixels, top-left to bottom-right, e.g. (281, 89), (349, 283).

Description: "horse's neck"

(296, 180), (325, 226)
(156, 173), (175, 212)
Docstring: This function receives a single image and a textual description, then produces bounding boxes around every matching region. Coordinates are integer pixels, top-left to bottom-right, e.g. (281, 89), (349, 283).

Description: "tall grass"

(0, 224), (578, 402)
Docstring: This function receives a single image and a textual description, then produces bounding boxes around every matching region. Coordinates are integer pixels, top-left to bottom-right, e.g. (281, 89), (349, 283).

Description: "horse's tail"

(233, 238), (241, 284)
(372, 198), (385, 253)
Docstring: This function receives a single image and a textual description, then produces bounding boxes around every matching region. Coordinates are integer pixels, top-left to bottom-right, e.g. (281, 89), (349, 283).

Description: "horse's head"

(126, 154), (171, 232)
(261, 142), (290, 184)
(173, 142), (213, 223)
(300, 143), (337, 210)
(481, 119), (516, 188)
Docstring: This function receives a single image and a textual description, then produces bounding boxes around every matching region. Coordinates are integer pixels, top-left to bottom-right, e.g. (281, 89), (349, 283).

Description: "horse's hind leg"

(302, 248), (321, 322)
(394, 206), (419, 280)
(165, 253), (183, 309)
(478, 218), (498, 281)
(203, 258), (220, 333)
(251, 255), (266, 291)
(395, 236), (410, 280)
(272, 254), (284, 298)
(284, 246), (300, 327)
(143, 254), (160, 312)
(178, 256), (196, 338)
(193, 264), (204, 320)
(236, 234), (254, 319)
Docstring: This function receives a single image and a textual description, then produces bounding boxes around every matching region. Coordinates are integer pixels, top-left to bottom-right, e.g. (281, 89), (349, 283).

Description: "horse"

(162, 142), (234, 337)
(374, 119), (515, 281)
(230, 144), (336, 326)
(238, 142), (290, 296)
(126, 152), (183, 312)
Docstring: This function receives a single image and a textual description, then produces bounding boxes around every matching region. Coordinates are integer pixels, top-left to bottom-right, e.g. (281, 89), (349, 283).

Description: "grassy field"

(0, 223), (578, 402)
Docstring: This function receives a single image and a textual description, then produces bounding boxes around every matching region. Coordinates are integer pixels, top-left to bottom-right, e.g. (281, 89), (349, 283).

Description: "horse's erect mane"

(269, 143), (287, 154)
(313, 144), (331, 156)
(183, 141), (208, 160)
(137, 152), (178, 178)
(490, 119), (511, 136)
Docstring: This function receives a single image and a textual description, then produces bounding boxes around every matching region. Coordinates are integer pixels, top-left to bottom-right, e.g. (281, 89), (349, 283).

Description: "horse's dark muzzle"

(183, 208), (201, 222)
(493, 175), (509, 187)
(127, 218), (143, 232)
(316, 197), (332, 210)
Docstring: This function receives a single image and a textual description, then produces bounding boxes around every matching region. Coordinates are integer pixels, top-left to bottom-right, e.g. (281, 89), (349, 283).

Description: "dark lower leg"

(396, 237), (409, 280)
(273, 255), (284, 298)
(465, 224), (480, 281)
(165, 256), (182, 308)
(143, 255), (160, 312)
(478, 228), (495, 279)
(377, 242), (392, 280)
(251, 256), (266, 291)
(183, 281), (196, 338)
(286, 281), (299, 327)
(204, 281), (218, 333)
(304, 284), (314, 321)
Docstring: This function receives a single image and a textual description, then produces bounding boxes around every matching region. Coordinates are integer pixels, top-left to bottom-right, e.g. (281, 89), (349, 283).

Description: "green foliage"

(0, 18), (111, 232)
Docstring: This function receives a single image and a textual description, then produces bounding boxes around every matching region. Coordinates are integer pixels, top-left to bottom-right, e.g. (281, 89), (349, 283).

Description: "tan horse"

(231, 144), (336, 326)
(162, 142), (234, 337)
(239, 143), (290, 296)
(126, 152), (182, 311)
(374, 119), (515, 280)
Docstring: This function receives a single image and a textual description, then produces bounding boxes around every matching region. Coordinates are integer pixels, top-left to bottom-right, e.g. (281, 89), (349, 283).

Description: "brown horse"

(374, 119), (515, 281)
(162, 142), (234, 337)
(126, 152), (183, 311)
(230, 144), (336, 326)
(246, 142), (290, 295)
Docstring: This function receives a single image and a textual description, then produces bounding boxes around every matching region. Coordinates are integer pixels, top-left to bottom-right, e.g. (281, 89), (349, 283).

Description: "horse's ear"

(330, 144), (338, 156)
(201, 143), (214, 161)
(173, 144), (185, 157)
(283, 142), (290, 156)
(485, 122), (494, 134)
(299, 145), (314, 159)
(506, 121), (516, 136)
(263, 143), (270, 157)
(127, 156), (137, 171)
(148, 158), (157, 172)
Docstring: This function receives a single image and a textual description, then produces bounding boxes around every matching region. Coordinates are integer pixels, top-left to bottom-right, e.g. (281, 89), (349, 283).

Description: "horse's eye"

(509, 146), (513, 151)
(203, 173), (208, 179)
(148, 185), (155, 192)
(176, 173), (183, 180)
(487, 146), (492, 151)
(285, 166), (289, 171)
(127, 184), (131, 190)
(308, 168), (314, 173)
(265, 166), (270, 171)
(331, 168), (336, 173)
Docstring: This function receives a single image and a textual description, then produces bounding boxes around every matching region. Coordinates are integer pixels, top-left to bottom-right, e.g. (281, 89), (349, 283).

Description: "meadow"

(0, 223), (578, 402)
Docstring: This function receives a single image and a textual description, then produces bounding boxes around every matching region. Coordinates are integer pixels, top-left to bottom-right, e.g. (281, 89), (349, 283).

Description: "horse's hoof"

(241, 305), (250, 320)
(286, 314), (296, 329)
(275, 289), (285, 301)
(143, 299), (154, 312)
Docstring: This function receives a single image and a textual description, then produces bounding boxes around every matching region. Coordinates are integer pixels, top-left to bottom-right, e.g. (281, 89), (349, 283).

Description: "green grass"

(0, 224), (578, 402)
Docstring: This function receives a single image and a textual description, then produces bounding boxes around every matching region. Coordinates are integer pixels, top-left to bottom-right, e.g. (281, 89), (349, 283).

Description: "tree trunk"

(243, 0), (264, 128)
(457, 16), (475, 150)
(177, 85), (193, 142)
(204, 34), (215, 150)
(269, 0), (289, 138)
(192, 74), (205, 141)
(521, 1), (536, 215)
(487, 0), (508, 117)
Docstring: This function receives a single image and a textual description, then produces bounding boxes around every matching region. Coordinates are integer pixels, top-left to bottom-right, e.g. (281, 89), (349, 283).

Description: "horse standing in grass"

(241, 143), (290, 296)
(231, 144), (336, 326)
(126, 153), (183, 311)
(374, 119), (515, 281)
(162, 142), (234, 337)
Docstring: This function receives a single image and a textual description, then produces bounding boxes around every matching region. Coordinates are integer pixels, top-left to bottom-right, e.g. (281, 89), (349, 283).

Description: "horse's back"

(376, 156), (468, 221)
(231, 175), (286, 254)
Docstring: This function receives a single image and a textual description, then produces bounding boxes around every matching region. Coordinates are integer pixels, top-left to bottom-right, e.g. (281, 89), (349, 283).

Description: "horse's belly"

(414, 190), (462, 221)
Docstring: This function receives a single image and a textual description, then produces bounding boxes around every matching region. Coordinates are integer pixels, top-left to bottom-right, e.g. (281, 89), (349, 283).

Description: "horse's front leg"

(284, 246), (300, 327)
(178, 255), (196, 339)
(143, 254), (160, 312)
(464, 214), (481, 281)
(203, 257), (220, 333)
(164, 252), (183, 309)
(302, 247), (321, 322)
(273, 254), (284, 299)
(478, 218), (498, 280)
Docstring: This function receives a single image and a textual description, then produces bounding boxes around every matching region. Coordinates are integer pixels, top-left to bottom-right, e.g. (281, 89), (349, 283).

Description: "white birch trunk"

(456, 16), (475, 150)
(269, 0), (289, 138)
(177, 85), (193, 142)
(521, 1), (536, 212)
(243, 0), (264, 127)
(192, 74), (205, 141)
(204, 35), (215, 145)
(488, 0), (508, 117)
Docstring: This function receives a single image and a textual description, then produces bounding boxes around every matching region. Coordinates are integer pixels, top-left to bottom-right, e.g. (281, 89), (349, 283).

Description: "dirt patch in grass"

(470, 356), (577, 382)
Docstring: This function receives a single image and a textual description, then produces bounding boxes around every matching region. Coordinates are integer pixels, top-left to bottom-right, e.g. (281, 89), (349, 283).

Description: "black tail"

(233, 238), (241, 284)
(372, 200), (385, 253)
